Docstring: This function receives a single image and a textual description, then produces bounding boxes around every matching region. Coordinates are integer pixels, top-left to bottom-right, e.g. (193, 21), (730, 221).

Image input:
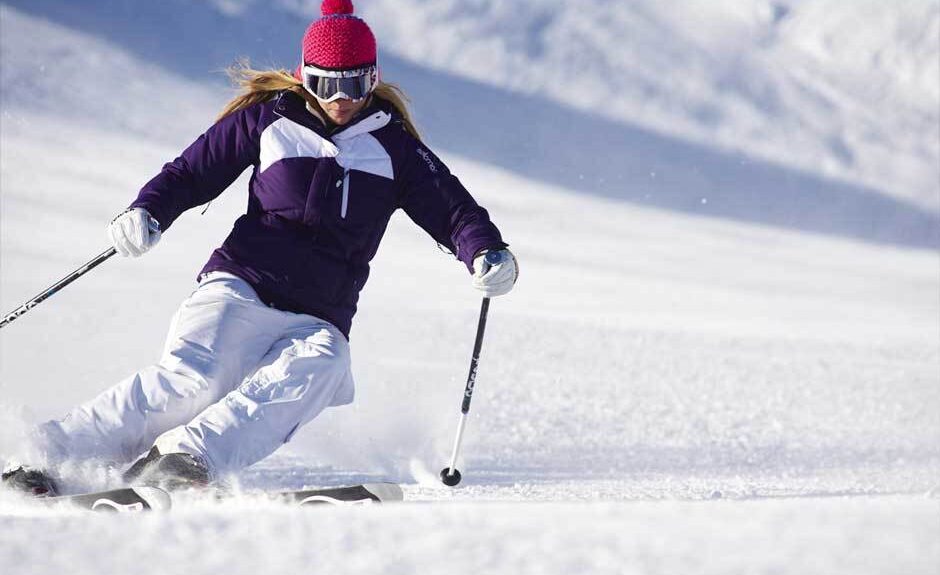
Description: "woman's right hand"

(472, 248), (518, 297)
(108, 208), (161, 257)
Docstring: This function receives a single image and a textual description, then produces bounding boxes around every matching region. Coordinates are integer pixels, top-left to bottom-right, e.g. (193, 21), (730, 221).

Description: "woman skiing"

(2, 0), (516, 496)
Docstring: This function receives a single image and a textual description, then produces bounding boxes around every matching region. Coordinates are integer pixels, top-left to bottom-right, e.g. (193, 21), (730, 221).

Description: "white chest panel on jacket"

(259, 113), (393, 180)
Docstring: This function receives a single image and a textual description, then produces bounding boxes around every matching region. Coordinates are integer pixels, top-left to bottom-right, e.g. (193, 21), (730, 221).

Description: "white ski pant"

(38, 272), (354, 474)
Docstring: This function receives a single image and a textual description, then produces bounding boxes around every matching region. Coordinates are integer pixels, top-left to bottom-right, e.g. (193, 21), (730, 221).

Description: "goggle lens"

(302, 66), (376, 103)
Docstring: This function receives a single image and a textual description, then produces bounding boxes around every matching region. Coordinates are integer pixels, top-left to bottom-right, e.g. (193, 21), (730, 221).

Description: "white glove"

(472, 248), (518, 297)
(108, 208), (161, 257)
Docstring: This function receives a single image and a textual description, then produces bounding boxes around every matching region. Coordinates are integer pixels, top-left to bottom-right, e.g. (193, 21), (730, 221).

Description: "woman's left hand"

(472, 249), (518, 297)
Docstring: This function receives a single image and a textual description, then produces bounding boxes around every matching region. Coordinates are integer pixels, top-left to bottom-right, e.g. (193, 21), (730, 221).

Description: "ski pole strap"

(0, 247), (117, 329)
(461, 297), (490, 414)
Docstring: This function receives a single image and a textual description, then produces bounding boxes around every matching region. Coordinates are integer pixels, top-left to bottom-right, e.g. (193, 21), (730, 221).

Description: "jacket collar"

(333, 108), (392, 140)
(273, 91), (391, 140)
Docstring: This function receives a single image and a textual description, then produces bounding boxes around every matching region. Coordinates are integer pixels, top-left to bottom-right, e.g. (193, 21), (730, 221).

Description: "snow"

(1, 2), (939, 574)
(357, 0), (940, 213)
(2, 499), (937, 575)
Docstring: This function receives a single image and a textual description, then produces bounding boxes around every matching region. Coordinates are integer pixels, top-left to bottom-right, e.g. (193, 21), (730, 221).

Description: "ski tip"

(45, 486), (173, 512)
(362, 482), (404, 502)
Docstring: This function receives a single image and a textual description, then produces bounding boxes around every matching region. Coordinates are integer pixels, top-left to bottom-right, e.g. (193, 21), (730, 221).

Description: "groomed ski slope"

(1, 3), (938, 574)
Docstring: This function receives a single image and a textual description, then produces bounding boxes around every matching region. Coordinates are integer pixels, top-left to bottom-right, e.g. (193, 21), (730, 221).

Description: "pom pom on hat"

(301, 0), (376, 70)
(321, 0), (355, 15)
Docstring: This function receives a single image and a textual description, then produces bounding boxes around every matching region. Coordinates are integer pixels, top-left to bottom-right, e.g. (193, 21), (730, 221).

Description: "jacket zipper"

(341, 169), (350, 219)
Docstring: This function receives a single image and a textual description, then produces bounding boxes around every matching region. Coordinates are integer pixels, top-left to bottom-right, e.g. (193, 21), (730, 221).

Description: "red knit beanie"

(300, 0), (377, 70)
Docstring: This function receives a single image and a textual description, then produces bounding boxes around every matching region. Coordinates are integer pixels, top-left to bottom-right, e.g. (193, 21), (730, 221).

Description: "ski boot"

(123, 447), (211, 491)
(1, 465), (59, 497)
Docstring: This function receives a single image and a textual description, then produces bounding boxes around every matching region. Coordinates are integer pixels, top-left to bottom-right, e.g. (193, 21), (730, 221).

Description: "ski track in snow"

(1, 3), (938, 574)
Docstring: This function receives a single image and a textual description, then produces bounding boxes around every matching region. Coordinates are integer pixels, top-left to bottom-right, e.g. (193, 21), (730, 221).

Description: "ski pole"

(440, 296), (491, 486)
(0, 247), (117, 329)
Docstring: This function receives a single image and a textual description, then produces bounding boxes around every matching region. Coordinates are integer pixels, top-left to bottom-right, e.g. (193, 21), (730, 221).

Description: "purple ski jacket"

(131, 91), (507, 338)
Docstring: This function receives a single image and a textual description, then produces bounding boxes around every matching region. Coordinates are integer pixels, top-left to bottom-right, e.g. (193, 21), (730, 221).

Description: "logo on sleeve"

(416, 147), (439, 174)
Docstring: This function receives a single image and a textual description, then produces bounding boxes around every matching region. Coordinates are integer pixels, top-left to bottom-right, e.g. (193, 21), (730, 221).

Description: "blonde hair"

(217, 61), (421, 140)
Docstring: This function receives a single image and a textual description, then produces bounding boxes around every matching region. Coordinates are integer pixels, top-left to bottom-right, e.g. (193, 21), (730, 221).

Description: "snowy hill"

(361, 0), (940, 213)
(3, 0), (939, 248)
(1, 2), (938, 574)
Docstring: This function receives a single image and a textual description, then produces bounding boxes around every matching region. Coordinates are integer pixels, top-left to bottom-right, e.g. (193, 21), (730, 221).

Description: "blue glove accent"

(484, 250), (504, 267)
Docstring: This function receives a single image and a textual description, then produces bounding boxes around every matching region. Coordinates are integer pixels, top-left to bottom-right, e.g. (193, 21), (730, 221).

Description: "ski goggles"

(301, 63), (378, 103)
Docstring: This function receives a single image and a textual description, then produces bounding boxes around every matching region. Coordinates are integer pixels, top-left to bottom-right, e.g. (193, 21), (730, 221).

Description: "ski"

(44, 486), (171, 512)
(37, 482), (402, 510)
(276, 482), (403, 506)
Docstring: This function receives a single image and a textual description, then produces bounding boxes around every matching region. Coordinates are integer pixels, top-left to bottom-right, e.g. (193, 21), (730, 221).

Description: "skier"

(2, 0), (516, 496)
